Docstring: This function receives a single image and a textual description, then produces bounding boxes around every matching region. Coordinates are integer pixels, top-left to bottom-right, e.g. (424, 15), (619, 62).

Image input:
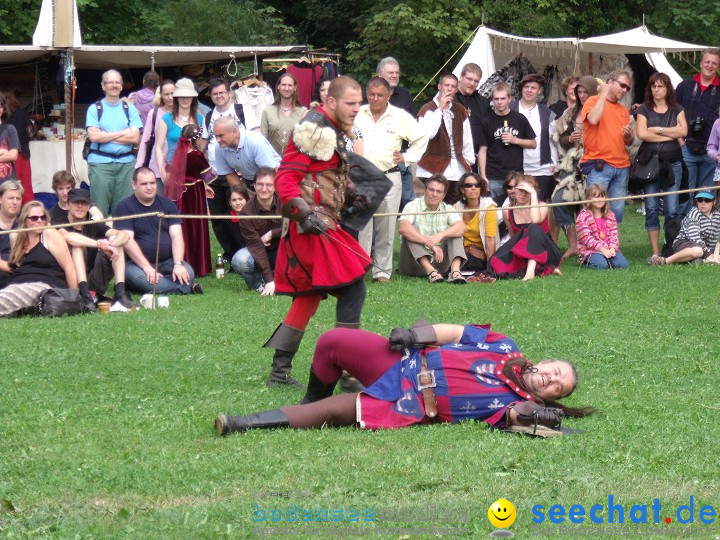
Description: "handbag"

(143, 106), (159, 168)
(37, 288), (84, 317)
(630, 108), (674, 185)
(630, 152), (661, 185)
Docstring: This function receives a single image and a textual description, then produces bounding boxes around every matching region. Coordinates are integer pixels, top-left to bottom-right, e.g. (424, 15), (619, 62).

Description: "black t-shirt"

(55, 213), (110, 272)
(478, 110), (536, 180)
(389, 86), (417, 117)
(0, 220), (17, 261)
(8, 109), (33, 157)
(115, 195), (181, 262)
(49, 204), (68, 225)
(455, 91), (493, 151)
(636, 103), (684, 156)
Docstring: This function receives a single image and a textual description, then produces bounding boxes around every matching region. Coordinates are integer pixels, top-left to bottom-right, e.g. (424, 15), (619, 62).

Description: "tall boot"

(215, 409), (290, 436)
(298, 368), (338, 405)
(335, 321), (364, 393)
(263, 324), (304, 387)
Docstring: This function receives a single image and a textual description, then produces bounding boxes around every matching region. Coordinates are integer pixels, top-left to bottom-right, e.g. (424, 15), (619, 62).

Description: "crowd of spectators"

(2, 49), (720, 316)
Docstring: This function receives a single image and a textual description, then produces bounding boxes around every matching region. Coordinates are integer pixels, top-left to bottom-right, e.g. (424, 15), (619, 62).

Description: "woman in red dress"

(165, 124), (214, 276)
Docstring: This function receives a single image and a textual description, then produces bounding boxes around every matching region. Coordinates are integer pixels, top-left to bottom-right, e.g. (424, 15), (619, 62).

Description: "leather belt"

(384, 166), (400, 174)
(417, 353), (438, 419)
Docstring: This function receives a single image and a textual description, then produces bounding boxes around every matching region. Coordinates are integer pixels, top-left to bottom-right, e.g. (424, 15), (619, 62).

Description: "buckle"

(416, 369), (436, 390)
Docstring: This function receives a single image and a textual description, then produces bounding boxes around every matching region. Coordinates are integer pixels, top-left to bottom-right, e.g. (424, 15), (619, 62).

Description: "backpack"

(83, 101), (132, 160)
(661, 216), (683, 258)
(204, 104), (246, 139)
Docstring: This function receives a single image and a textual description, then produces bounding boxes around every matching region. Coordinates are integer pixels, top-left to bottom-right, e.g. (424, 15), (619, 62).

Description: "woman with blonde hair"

(575, 184), (628, 269)
(0, 201), (78, 317)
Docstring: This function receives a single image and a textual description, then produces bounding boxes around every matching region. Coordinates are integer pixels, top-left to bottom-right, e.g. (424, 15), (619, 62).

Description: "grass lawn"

(1, 205), (719, 538)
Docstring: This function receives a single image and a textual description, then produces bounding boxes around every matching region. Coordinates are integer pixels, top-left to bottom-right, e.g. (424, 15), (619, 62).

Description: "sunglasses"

(696, 198), (714, 203)
(26, 215), (46, 222)
(615, 81), (631, 91)
(463, 183), (480, 188)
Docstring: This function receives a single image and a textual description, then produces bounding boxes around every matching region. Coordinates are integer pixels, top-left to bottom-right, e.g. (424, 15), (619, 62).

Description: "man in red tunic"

(264, 76), (371, 387)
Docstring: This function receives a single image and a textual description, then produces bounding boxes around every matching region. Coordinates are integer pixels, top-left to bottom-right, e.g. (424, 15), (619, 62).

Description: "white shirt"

(516, 102), (558, 176)
(416, 94), (475, 181)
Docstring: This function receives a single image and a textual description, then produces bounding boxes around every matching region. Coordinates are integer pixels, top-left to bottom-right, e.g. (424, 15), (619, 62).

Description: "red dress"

(273, 109), (370, 295)
(168, 147), (213, 277)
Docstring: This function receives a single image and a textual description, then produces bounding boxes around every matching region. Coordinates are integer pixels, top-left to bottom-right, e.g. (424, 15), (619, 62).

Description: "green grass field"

(1, 206), (719, 539)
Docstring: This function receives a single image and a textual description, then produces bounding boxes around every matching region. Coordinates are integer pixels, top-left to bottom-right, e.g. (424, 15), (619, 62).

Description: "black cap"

(68, 188), (92, 204)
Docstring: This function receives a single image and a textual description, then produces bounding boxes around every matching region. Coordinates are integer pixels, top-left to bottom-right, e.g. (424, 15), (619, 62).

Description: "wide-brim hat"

(173, 78), (198, 97)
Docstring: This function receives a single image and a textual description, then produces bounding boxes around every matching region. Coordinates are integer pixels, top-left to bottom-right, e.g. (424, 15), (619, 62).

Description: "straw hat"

(173, 78), (198, 98)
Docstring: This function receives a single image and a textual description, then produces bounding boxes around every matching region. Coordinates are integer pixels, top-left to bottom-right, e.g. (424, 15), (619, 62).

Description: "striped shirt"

(675, 207), (720, 254)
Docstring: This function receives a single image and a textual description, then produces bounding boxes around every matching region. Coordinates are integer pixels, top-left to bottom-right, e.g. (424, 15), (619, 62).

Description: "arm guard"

(388, 319), (438, 351)
(281, 197), (327, 235)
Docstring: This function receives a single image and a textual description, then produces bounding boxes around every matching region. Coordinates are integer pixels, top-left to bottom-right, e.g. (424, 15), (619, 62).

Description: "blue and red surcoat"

(357, 325), (537, 429)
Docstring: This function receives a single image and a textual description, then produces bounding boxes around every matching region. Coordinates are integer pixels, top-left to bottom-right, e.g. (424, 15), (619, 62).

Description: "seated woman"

(649, 191), (720, 265)
(216, 321), (594, 436)
(0, 201), (78, 317)
(575, 184), (629, 270)
(453, 172), (497, 276)
(488, 176), (562, 281)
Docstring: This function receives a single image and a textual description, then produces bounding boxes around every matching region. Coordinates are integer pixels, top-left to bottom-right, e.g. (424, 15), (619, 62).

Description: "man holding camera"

(676, 48), (720, 214)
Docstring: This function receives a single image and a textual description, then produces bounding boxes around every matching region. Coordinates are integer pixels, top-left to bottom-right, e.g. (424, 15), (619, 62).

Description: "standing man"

(478, 82), (537, 200)
(417, 73), (475, 205)
(233, 167), (282, 295)
(199, 79), (246, 262)
(509, 74), (558, 202)
(377, 57), (418, 209)
(581, 70), (634, 223)
(213, 117), (280, 187)
(454, 63), (492, 166)
(266, 76), (371, 388)
(85, 69), (142, 216)
(675, 48), (720, 213)
(261, 74), (308, 156)
(354, 77), (429, 283)
(114, 167), (201, 295)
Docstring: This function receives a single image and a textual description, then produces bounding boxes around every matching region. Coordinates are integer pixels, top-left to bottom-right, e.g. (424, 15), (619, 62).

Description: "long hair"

(644, 72), (676, 110)
(583, 184), (610, 217)
(1, 88), (20, 116)
(9, 201), (50, 267)
(0, 92), (7, 121)
(172, 96), (199, 125)
(273, 73), (302, 112)
(459, 172), (490, 199)
(501, 356), (595, 418)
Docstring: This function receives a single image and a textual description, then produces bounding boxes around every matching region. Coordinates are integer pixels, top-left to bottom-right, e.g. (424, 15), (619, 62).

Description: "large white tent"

(452, 25), (708, 88)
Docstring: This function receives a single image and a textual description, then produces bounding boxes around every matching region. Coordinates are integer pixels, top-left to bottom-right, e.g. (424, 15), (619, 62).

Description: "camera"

(691, 117), (706, 136)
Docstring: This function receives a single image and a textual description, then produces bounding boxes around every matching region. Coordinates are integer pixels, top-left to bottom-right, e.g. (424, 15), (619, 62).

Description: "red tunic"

(273, 112), (370, 295)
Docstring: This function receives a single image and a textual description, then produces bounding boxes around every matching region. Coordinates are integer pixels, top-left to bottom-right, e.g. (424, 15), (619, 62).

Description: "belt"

(418, 353), (438, 419)
(384, 166), (400, 174)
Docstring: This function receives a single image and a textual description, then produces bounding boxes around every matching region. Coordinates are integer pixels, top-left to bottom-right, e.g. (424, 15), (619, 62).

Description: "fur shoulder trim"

(293, 111), (338, 161)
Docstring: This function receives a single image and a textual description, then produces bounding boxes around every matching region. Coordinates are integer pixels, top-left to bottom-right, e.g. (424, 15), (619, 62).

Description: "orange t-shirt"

(581, 96), (631, 168)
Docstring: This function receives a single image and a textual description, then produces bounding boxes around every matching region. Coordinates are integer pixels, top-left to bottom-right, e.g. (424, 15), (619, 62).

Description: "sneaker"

(191, 282), (204, 295)
(110, 293), (139, 312)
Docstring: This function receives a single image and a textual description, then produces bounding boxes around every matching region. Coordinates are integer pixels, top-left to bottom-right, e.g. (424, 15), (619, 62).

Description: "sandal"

(448, 270), (467, 284)
(467, 272), (496, 284)
(427, 270), (444, 283)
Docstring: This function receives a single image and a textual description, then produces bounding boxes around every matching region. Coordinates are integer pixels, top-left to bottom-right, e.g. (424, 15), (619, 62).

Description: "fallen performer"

(216, 321), (594, 436)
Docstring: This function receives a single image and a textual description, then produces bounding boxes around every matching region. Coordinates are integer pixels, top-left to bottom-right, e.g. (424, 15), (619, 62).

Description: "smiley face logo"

(488, 498), (516, 529)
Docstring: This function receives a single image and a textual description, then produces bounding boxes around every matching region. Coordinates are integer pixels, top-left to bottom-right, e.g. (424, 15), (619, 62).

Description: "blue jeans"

(125, 258), (195, 294)
(399, 163), (416, 211)
(582, 252), (629, 270)
(643, 160), (682, 230)
(680, 145), (715, 215)
(586, 164), (630, 223)
(231, 247), (277, 291)
(489, 179), (505, 200)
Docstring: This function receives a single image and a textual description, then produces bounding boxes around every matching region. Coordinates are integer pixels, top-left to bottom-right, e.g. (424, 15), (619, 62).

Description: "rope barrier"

(1, 184), (718, 237)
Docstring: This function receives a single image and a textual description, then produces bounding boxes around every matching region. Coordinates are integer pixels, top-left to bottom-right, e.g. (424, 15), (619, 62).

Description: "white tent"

(453, 25), (708, 88)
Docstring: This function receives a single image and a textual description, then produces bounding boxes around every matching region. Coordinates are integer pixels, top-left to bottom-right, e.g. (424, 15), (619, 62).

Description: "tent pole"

(65, 48), (73, 172)
(588, 52), (593, 75)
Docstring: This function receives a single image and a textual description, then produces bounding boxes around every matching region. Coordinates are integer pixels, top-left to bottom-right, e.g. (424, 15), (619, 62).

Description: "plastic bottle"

(216, 254), (225, 279)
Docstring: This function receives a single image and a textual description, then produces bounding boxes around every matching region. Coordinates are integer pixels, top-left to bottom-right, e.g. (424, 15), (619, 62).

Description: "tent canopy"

(0, 44), (308, 70)
(453, 25), (708, 88)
